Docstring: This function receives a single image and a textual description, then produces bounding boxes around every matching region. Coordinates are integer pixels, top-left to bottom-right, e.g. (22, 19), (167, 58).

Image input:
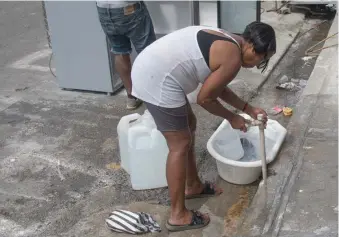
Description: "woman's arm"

(219, 86), (248, 112)
(197, 42), (241, 121)
(219, 87), (268, 123)
(197, 40), (268, 128)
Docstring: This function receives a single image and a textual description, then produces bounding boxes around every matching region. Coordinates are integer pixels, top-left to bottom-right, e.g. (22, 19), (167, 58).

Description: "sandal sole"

(166, 220), (210, 232)
(185, 182), (222, 200)
(185, 193), (220, 200)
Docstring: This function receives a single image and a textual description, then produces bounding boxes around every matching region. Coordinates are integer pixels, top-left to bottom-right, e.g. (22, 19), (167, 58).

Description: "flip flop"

(166, 210), (210, 232)
(185, 182), (221, 200)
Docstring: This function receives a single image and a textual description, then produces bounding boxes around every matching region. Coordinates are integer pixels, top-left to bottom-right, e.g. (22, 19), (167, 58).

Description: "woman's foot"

(126, 95), (142, 110)
(185, 181), (223, 199)
(166, 210), (210, 232)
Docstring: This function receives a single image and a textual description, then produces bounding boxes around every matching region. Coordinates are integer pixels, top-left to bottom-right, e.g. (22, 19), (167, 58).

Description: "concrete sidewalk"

(236, 13), (338, 237)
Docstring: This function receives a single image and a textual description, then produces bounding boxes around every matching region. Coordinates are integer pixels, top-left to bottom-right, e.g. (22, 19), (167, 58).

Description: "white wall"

(145, 1), (193, 34)
(199, 1), (218, 27)
(145, 1), (219, 33)
(219, 1), (257, 33)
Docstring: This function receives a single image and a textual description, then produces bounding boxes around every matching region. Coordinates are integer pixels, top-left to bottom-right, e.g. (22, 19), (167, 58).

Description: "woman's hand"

(230, 114), (250, 132)
(245, 105), (268, 126)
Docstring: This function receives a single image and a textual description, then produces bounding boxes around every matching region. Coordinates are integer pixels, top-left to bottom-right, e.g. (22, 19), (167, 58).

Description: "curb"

(234, 15), (338, 237)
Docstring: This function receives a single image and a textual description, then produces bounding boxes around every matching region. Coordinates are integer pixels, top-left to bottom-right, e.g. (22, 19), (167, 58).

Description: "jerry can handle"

(117, 113), (141, 129)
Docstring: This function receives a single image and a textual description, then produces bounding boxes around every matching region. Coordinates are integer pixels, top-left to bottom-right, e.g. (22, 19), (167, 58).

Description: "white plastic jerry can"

(127, 111), (169, 190)
(117, 113), (141, 174)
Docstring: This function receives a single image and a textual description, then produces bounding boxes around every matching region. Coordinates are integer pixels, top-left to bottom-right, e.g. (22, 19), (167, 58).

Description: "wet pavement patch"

(224, 187), (251, 236)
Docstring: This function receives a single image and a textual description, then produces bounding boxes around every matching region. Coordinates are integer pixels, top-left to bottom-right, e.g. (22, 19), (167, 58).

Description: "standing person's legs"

(113, 47), (133, 97)
(127, 2), (156, 54)
(119, 2), (156, 108)
(124, 2), (156, 108)
(97, 6), (137, 109)
(97, 3), (155, 109)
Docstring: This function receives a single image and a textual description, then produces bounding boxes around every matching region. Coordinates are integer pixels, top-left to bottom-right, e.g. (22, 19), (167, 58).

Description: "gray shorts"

(144, 101), (190, 132)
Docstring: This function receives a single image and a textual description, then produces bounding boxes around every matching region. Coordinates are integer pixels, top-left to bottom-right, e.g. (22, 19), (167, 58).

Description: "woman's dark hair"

(242, 21), (276, 72)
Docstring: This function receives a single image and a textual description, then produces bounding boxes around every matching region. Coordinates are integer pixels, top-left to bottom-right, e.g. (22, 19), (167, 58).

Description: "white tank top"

(131, 26), (240, 108)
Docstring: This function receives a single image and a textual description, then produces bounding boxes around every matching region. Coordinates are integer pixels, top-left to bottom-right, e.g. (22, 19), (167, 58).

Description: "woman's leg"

(185, 103), (223, 196)
(162, 130), (202, 225)
(144, 101), (210, 227)
(185, 106), (202, 192)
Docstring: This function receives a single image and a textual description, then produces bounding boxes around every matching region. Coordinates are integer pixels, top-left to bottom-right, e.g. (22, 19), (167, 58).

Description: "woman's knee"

(163, 131), (192, 154)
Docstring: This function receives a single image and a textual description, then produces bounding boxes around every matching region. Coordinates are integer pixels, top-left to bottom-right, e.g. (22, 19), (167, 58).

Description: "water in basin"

(238, 137), (276, 162)
(213, 136), (276, 162)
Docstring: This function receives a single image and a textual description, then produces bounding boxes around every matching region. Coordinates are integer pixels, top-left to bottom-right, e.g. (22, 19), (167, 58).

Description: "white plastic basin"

(207, 114), (287, 185)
